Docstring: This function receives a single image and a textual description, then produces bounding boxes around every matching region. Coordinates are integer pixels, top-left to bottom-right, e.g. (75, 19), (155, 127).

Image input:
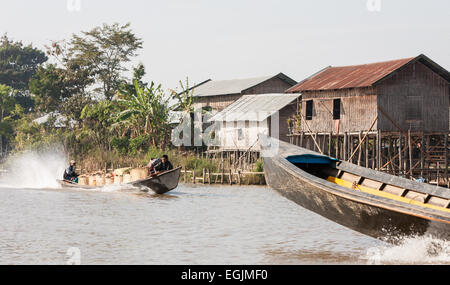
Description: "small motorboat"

(260, 135), (450, 242)
(57, 166), (182, 195)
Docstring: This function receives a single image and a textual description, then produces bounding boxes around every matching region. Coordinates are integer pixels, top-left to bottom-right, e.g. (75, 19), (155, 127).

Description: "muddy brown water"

(0, 184), (448, 265)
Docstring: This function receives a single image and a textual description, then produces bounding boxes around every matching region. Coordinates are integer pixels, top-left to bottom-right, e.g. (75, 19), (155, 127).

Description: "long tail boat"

(57, 166), (182, 195)
(260, 135), (450, 242)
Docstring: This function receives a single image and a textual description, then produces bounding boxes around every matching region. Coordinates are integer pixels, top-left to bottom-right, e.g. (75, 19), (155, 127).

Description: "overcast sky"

(1, 0), (449, 91)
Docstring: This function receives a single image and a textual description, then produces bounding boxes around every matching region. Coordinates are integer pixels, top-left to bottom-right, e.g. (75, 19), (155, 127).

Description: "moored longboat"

(260, 135), (450, 242)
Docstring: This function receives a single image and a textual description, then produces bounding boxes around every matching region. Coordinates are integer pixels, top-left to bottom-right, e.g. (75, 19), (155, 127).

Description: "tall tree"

(0, 34), (47, 111)
(68, 23), (143, 100)
(0, 84), (15, 154)
(0, 34), (48, 90)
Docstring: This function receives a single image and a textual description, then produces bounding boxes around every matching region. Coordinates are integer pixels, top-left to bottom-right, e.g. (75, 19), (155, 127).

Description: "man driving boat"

(64, 160), (79, 183)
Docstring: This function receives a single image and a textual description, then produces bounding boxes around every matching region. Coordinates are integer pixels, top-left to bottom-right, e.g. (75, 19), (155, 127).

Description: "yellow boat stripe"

(327, 176), (450, 214)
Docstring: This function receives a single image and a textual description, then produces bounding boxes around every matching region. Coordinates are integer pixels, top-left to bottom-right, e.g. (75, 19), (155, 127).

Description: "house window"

(237, 129), (244, 140)
(333, 99), (341, 120)
(305, 100), (313, 120)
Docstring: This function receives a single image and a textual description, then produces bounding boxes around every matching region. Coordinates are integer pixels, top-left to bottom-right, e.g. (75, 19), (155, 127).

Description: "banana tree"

(116, 80), (169, 147)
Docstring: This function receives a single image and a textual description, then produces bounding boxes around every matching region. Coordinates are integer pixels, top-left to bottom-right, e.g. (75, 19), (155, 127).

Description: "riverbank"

(73, 148), (266, 185)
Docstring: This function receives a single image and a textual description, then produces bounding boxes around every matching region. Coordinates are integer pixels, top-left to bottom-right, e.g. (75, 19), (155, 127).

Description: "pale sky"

(1, 0), (449, 91)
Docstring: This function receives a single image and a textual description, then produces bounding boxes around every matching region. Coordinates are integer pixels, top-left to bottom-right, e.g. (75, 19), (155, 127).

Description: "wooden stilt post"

(336, 135), (340, 159)
(398, 133), (403, 177)
(421, 134), (425, 178)
(377, 130), (381, 170)
(445, 134), (448, 185)
(321, 134), (326, 155)
(358, 131), (362, 166)
(202, 168), (206, 184)
(408, 130), (413, 179)
(349, 135), (354, 164)
(343, 132), (348, 161)
(365, 135), (369, 168)
(388, 136), (392, 174)
(315, 132), (319, 152)
(372, 136), (376, 170)
(328, 132), (332, 156)
(221, 163), (224, 184)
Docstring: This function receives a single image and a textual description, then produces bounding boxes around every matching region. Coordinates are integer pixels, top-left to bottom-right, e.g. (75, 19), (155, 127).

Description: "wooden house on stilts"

(286, 54), (450, 185)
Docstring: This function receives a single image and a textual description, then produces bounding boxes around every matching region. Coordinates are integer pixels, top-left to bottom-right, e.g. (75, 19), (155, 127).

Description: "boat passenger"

(63, 160), (79, 183)
(147, 157), (161, 174)
(154, 155), (173, 173)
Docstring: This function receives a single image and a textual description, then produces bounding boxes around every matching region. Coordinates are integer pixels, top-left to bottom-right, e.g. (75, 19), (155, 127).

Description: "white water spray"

(364, 236), (450, 264)
(0, 148), (67, 189)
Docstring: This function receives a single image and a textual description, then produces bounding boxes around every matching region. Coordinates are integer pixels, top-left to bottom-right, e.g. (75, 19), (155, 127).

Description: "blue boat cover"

(286, 154), (338, 165)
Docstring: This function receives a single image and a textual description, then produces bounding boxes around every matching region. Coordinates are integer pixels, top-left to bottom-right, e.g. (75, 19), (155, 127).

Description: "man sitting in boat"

(153, 155), (173, 173)
(63, 160), (79, 183)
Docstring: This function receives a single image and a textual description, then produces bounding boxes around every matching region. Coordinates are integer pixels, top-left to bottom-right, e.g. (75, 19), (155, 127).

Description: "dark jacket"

(63, 165), (78, 180)
(154, 160), (173, 172)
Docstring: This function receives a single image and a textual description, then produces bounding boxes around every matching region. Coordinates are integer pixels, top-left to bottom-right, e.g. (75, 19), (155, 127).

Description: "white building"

(209, 93), (300, 151)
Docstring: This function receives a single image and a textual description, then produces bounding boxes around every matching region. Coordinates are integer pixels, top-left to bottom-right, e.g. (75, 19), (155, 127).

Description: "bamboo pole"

(388, 136), (392, 174)
(348, 116), (378, 163)
(336, 135), (340, 160)
(358, 131), (362, 166)
(365, 136), (369, 168)
(421, 134), (425, 178)
(321, 134), (326, 155)
(377, 129), (381, 170)
(445, 134), (449, 184)
(328, 132), (332, 156)
(408, 130), (413, 179)
(343, 132), (348, 161)
(299, 112), (322, 153)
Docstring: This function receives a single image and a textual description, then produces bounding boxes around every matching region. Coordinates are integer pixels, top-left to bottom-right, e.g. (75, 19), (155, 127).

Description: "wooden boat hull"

(58, 167), (182, 195)
(261, 135), (450, 242)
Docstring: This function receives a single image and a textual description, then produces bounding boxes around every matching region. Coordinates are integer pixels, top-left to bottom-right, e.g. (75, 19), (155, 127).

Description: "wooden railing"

(181, 168), (265, 185)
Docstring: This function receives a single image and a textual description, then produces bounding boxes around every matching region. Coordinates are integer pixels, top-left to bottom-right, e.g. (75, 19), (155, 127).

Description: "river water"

(1, 183), (449, 265)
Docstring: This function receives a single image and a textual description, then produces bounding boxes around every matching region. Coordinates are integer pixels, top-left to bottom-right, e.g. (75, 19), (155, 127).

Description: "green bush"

(184, 156), (217, 173)
(254, 158), (264, 172)
(129, 135), (151, 154)
(111, 137), (129, 155)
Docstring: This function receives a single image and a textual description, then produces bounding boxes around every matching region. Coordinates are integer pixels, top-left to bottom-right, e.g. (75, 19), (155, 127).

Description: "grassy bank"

(74, 147), (264, 174)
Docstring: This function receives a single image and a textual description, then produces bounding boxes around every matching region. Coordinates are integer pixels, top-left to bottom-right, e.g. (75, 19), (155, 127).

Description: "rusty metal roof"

(286, 55), (450, 92)
(208, 93), (300, 122)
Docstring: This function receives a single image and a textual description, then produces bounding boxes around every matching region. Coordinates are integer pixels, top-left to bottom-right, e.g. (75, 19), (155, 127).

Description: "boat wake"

(0, 148), (67, 189)
(364, 235), (450, 264)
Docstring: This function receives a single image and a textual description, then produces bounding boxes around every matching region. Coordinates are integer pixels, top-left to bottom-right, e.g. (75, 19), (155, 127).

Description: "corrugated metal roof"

(209, 93), (300, 122)
(193, 76), (273, 97)
(287, 57), (416, 92)
(192, 73), (297, 97)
